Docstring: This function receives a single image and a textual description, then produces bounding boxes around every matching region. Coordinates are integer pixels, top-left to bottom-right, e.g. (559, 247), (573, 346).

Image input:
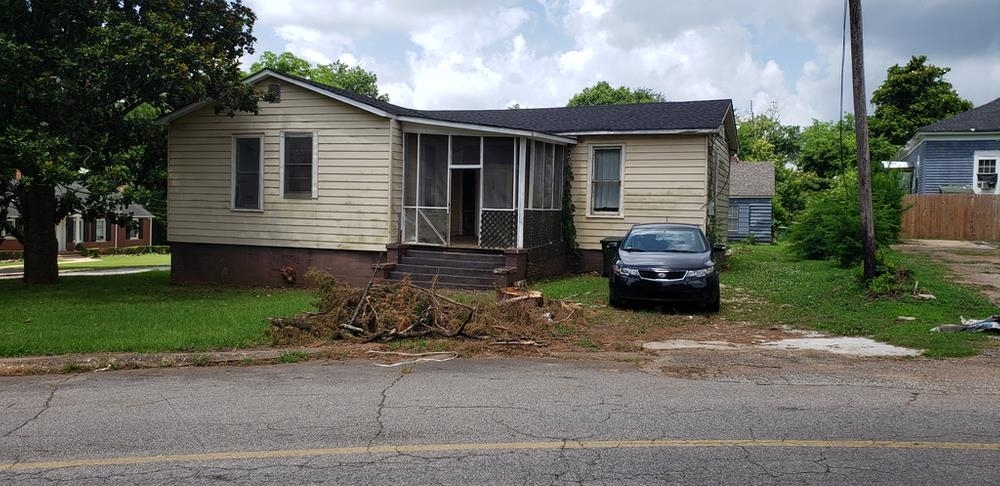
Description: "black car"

(608, 223), (723, 311)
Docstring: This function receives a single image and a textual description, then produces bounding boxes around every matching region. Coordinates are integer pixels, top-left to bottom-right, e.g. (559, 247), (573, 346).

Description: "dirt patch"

(895, 239), (1000, 306)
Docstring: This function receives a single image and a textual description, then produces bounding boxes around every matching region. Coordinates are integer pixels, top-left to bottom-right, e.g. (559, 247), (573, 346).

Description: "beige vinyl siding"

(709, 128), (732, 242)
(388, 119), (403, 243)
(570, 134), (709, 250)
(167, 80), (393, 251)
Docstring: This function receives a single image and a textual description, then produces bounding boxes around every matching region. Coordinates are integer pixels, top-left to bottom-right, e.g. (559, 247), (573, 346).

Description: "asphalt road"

(1, 358), (998, 485)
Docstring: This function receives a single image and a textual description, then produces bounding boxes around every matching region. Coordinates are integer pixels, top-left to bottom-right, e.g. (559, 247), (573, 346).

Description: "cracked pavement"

(0, 358), (998, 484)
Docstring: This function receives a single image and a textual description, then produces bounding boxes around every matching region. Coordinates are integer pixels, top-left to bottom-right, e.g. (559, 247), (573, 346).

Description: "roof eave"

(399, 116), (577, 144)
(154, 69), (396, 125)
(555, 128), (718, 136)
(897, 130), (1000, 159)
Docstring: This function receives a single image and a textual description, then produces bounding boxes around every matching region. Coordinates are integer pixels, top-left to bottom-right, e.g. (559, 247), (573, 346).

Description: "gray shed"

(728, 161), (774, 243)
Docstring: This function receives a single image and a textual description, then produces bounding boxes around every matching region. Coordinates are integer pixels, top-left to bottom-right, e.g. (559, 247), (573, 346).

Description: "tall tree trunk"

(22, 184), (59, 284)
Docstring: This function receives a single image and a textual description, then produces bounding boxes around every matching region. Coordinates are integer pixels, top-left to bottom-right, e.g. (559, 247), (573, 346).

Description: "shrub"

(787, 170), (904, 267)
(0, 250), (23, 261)
(86, 245), (171, 256)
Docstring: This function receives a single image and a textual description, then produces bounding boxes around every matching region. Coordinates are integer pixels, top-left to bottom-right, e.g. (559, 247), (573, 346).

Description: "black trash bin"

(600, 236), (624, 277)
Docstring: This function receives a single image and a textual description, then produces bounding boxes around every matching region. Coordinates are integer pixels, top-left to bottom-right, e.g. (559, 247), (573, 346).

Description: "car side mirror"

(712, 243), (726, 252)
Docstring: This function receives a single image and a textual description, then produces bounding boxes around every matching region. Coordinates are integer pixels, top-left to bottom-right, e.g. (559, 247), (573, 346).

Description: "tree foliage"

(787, 169), (904, 267)
(736, 104), (800, 164)
(1, 1), (260, 283)
(798, 115), (898, 179)
(567, 81), (665, 106)
(772, 165), (829, 232)
(870, 55), (974, 146)
(250, 51), (389, 101)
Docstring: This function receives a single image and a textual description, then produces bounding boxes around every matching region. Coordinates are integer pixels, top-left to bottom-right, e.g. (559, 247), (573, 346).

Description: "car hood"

(617, 250), (712, 269)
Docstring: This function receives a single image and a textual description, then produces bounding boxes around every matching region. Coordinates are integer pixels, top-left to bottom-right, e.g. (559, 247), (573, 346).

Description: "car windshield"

(621, 227), (708, 253)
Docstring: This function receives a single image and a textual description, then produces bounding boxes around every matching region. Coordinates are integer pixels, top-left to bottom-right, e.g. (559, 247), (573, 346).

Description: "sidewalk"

(0, 262), (169, 280)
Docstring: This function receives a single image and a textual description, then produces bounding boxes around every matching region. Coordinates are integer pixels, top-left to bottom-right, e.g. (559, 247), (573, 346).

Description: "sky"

(243, 0), (1000, 127)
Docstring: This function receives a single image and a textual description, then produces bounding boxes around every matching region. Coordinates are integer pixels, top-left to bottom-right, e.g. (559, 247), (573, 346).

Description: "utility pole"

(849, 0), (877, 281)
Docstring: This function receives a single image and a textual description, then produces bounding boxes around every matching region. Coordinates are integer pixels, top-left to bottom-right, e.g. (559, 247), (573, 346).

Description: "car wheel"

(705, 292), (720, 313)
(609, 290), (624, 308)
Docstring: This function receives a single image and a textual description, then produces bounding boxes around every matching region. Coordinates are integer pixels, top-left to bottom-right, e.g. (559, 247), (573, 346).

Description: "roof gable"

(730, 161), (775, 197)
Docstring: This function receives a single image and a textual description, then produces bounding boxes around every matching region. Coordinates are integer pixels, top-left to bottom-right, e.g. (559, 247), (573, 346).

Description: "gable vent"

(267, 84), (281, 103)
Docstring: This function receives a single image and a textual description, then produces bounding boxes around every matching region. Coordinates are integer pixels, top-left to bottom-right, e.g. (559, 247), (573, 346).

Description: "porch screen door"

(403, 133), (449, 245)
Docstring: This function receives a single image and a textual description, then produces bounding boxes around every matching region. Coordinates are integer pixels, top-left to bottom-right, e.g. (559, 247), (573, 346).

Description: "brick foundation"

(171, 242), (382, 287)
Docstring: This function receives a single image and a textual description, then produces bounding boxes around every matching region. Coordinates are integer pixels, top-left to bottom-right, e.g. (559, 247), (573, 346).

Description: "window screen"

(234, 136), (262, 210)
(283, 132), (314, 197)
(591, 147), (622, 213)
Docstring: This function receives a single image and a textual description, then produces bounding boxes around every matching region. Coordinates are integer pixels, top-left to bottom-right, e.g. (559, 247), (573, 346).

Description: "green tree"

(798, 115), (897, 179)
(567, 81), (665, 106)
(787, 170), (904, 267)
(870, 55), (974, 146)
(250, 51), (389, 101)
(736, 104), (801, 163)
(1, 1), (260, 284)
(772, 165), (829, 232)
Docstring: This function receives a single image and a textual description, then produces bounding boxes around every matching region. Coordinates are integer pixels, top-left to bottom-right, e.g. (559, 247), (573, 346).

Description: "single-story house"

(897, 97), (1000, 194)
(727, 160), (774, 243)
(157, 69), (738, 287)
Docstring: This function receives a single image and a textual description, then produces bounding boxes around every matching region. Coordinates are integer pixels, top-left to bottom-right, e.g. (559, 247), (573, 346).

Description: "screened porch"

(401, 132), (569, 250)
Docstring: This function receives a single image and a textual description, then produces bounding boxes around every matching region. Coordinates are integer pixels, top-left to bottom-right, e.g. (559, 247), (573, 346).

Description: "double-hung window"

(282, 132), (317, 198)
(233, 135), (263, 210)
(974, 152), (998, 194)
(590, 146), (623, 215)
(95, 219), (107, 242)
(127, 219), (142, 240)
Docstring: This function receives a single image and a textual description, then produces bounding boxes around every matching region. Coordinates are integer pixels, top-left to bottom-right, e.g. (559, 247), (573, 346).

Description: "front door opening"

(450, 168), (480, 247)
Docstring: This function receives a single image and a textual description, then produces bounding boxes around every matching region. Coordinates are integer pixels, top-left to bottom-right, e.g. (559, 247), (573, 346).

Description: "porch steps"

(389, 249), (504, 290)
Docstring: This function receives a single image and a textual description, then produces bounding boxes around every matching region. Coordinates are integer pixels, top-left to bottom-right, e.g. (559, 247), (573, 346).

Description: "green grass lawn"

(0, 271), (313, 357)
(61, 253), (171, 269)
(0, 253), (171, 270)
(723, 244), (994, 357)
(534, 244), (995, 357)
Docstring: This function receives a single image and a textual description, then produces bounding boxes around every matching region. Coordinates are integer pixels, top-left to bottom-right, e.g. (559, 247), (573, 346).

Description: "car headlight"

(687, 265), (715, 278)
(612, 263), (640, 277)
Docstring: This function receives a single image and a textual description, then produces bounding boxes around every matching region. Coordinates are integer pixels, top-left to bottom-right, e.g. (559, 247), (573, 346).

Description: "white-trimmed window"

(281, 131), (318, 199)
(127, 220), (142, 240)
(974, 151), (998, 194)
(590, 146), (623, 215)
(1, 218), (14, 239)
(233, 135), (264, 210)
(95, 219), (107, 242)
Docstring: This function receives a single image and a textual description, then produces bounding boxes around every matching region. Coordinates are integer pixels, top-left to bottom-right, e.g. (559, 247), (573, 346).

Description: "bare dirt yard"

(894, 239), (1000, 306)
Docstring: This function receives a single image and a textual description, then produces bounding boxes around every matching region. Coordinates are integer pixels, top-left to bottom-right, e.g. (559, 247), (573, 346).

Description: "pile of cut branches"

(268, 270), (574, 345)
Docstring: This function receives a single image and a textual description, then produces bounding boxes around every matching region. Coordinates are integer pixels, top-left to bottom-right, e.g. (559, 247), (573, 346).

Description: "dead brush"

(267, 269), (589, 346)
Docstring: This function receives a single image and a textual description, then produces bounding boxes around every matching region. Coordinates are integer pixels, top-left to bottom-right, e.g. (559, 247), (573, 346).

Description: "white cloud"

(245, 0), (1000, 126)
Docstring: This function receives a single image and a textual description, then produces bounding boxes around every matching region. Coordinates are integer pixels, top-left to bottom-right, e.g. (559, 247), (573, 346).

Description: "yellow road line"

(5, 439), (999, 472)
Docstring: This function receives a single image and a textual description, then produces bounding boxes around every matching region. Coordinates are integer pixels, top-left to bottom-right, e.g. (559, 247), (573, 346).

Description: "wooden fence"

(900, 194), (1000, 241)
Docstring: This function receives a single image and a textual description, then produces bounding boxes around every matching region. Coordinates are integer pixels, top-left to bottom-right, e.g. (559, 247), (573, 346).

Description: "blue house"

(897, 97), (1000, 194)
(727, 160), (774, 243)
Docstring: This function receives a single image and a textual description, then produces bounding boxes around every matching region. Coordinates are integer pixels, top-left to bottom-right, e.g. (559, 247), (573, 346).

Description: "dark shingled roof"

(730, 161), (775, 197)
(919, 97), (1000, 133)
(260, 70), (733, 135)
(417, 100), (733, 134)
